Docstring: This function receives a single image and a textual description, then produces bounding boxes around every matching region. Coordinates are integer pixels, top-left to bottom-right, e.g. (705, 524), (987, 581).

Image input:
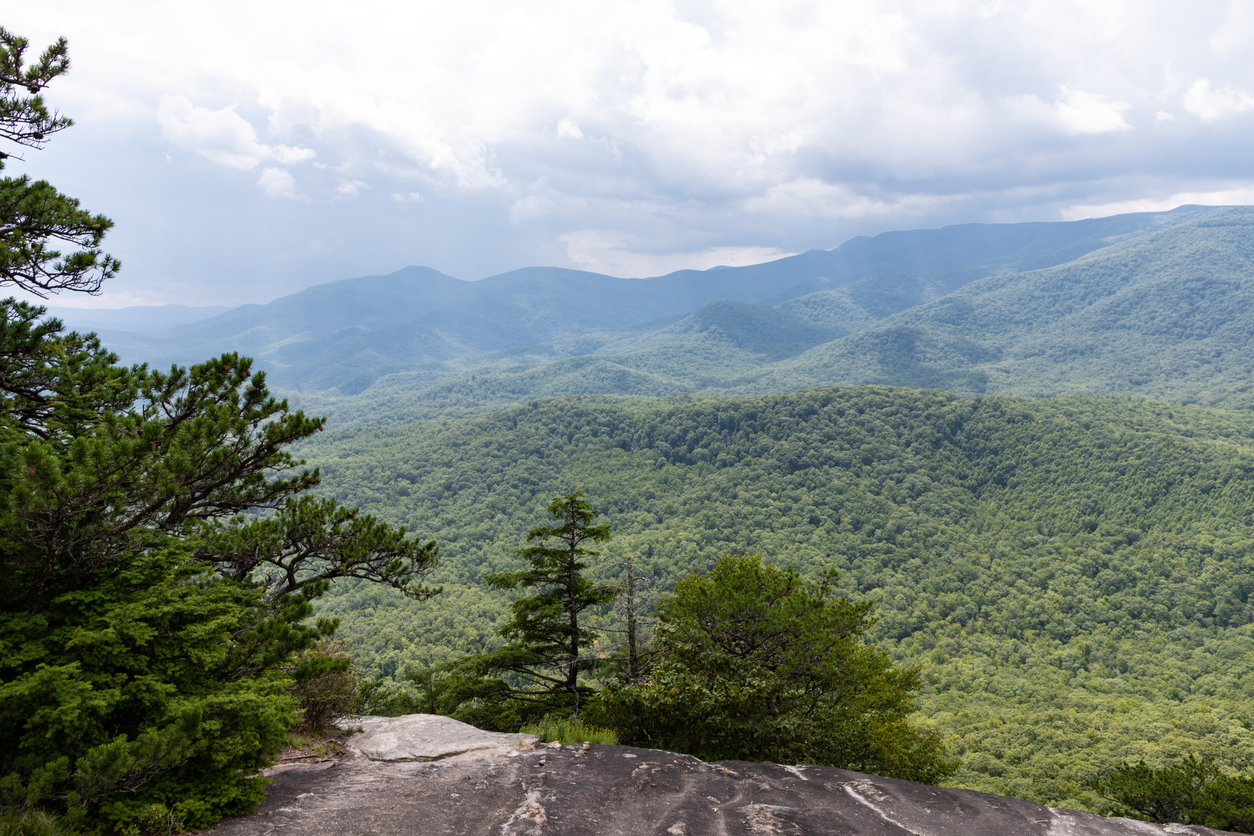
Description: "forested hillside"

(268, 205), (1254, 427)
(763, 209), (1254, 408)
(77, 207), (1208, 400)
(298, 386), (1254, 814)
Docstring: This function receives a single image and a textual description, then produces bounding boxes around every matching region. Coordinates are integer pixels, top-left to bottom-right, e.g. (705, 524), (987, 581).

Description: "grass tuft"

(0, 810), (70, 836)
(520, 715), (618, 745)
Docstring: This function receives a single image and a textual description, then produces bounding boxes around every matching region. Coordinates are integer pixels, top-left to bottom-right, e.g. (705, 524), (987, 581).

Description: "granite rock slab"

(205, 714), (1237, 836)
(342, 713), (538, 762)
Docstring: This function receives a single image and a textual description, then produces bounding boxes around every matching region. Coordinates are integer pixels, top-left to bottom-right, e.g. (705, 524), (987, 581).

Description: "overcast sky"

(10, 1), (1254, 308)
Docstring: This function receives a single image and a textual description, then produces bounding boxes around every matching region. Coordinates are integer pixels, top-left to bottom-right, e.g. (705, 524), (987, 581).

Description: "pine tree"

(486, 491), (617, 714)
(0, 28), (439, 833)
(0, 27), (118, 295)
(418, 492), (616, 726)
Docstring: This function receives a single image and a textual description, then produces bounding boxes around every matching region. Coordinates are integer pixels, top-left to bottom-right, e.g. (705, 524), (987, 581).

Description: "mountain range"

(48, 204), (1253, 418)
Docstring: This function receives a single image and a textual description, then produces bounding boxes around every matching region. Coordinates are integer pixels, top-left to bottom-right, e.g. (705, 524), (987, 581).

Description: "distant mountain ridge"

(44, 304), (231, 334)
(756, 207), (1254, 406)
(61, 205), (1250, 415)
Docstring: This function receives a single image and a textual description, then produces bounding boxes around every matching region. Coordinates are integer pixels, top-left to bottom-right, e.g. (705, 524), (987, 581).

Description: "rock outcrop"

(206, 715), (1236, 835)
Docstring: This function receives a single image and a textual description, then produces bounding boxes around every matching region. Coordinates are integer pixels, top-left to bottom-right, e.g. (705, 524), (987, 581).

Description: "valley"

(45, 205), (1254, 817)
(299, 387), (1254, 815)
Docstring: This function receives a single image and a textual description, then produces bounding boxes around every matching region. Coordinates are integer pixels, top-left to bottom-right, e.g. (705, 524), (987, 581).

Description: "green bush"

(0, 547), (308, 833)
(1094, 756), (1254, 833)
(288, 641), (362, 733)
(599, 555), (954, 784)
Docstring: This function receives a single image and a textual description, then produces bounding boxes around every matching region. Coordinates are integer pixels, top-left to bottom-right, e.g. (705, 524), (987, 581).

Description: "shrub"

(288, 641), (362, 733)
(599, 555), (954, 783)
(1094, 756), (1254, 833)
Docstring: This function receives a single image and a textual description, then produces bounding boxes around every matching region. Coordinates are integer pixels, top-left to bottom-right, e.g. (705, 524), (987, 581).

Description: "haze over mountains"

(49, 205), (1254, 417)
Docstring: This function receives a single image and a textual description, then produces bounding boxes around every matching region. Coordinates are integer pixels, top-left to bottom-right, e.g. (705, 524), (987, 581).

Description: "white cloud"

(742, 178), (947, 219)
(1054, 86), (1131, 134)
(1183, 78), (1254, 122)
(9, 1), (1254, 303)
(1062, 184), (1254, 219)
(157, 95), (314, 170)
(258, 167), (298, 198)
(556, 118), (583, 139)
(561, 230), (795, 278)
(336, 179), (368, 198)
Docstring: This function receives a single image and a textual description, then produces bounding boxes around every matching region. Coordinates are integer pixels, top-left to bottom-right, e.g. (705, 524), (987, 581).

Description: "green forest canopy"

(298, 386), (1254, 815)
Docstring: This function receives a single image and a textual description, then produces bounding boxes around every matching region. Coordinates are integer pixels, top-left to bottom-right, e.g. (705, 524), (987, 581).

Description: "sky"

(10, 1), (1254, 308)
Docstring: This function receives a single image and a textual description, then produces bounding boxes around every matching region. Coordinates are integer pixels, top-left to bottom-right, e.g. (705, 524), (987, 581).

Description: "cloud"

(1053, 87), (1131, 134)
(510, 181), (589, 223)
(157, 95), (314, 170)
(336, 179), (368, 198)
(742, 178), (947, 219)
(258, 167), (298, 198)
(1183, 78), (1254, 122)
(11, 1), (1254, 305)
(556, 118), (583, 139)
(561, 230), (795, 278)
(1062, 183), (1254, 219)
(254, 60), (508, 191)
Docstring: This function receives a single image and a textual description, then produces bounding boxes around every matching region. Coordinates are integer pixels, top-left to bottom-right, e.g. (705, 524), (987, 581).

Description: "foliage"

(0, 29), (439, 832)
(1094, 756), (1254, 833)
(287, 640), (365, 734)
(300, 386), (1254, 811)
(0, 809), (69, 836)
(0, 311), (439, 831)
(598, 555), (952, 783)
(519, 715), (618, 746)
(0, 297), (439, 614)
(202, 494), (439, 603)
(487, 492), (616, 710)
(418, 493), (614, 728)
(0, 28), (117, 296)
(0, 544), (308, 833)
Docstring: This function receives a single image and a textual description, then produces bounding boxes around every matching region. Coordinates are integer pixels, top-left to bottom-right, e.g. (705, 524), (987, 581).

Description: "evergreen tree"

(419, 492), (615, 726)
(0, 28), (118, 295)
(487, 491), (616, 713)
(1095, 757), (1254, 833)
(0, 28), (439, 834)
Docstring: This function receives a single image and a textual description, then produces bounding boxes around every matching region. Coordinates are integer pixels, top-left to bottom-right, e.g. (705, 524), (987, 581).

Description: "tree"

(598, 555), (954, 784)
(419, 492), (615, 727)
(1094, 757), (1254, 834)
(0, 29), (439, 834)
(0, 317), (441, 832)
(1, 28), (118, 295)
(597, 545), (658, 682)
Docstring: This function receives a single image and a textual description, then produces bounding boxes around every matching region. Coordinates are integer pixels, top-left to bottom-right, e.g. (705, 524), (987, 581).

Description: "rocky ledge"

(206, 715), (1235, 835)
